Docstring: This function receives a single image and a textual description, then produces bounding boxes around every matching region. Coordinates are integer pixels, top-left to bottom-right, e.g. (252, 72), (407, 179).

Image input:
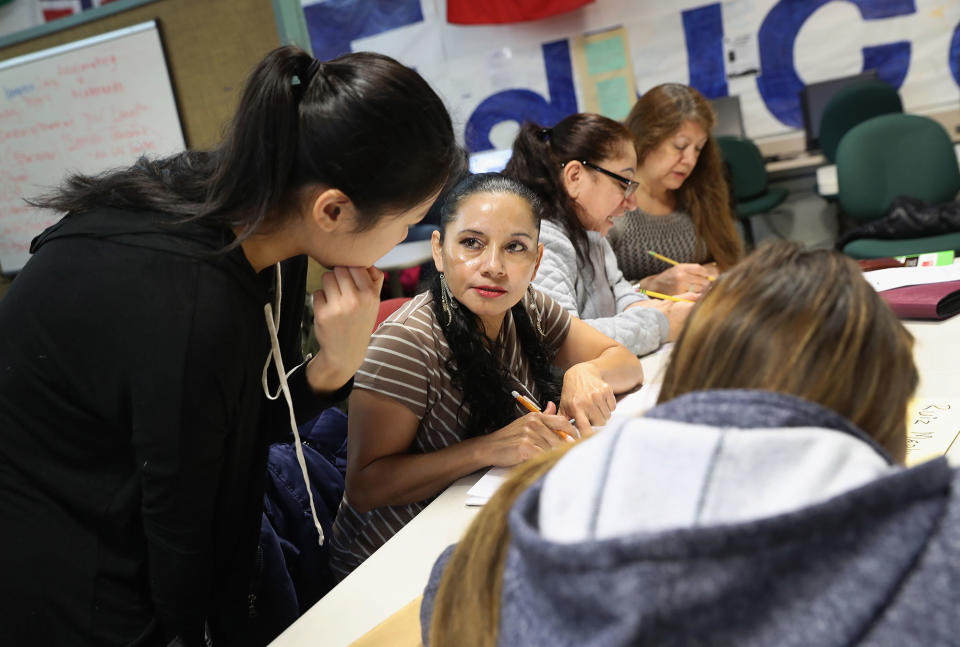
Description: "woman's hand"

(653, 297), (696, 342)
(643, 263), (713, 295)
(306, 266), (384, 394)
(478, 402), (574, 467)
(560, 363), (617, 436)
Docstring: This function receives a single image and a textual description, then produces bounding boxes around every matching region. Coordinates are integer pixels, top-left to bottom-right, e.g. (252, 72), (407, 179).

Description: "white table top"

(271, 316), (960, 646)
(374, 239), (434, 273)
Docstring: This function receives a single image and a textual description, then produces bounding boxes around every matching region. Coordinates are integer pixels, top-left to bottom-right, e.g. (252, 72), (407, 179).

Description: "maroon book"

(879, 279), (960, 320)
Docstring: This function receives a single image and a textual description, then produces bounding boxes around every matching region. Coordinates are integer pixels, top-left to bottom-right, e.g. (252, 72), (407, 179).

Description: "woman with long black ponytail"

(0, 46), (461, 646)
(330, 173), (644, 578)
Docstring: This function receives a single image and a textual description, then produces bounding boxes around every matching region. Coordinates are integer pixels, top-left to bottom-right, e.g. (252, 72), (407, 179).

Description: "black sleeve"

(129, 268), (255, 644)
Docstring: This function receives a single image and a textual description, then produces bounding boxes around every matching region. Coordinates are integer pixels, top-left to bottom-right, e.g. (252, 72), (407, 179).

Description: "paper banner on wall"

(571, 26), (636, 121)
(905, 398), (960, 466)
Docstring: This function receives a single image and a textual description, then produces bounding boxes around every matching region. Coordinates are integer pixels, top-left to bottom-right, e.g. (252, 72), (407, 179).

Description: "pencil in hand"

(511, 390), (576, 443)
(647, 250), (716, 281)
(635, 287), (695, 304)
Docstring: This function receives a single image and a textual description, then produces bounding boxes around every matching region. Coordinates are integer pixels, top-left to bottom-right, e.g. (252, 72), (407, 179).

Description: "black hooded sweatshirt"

(0, 208), (347, 645)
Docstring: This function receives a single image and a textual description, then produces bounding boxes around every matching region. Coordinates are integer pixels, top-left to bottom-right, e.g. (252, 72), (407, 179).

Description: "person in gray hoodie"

(419, 241), (959, 647)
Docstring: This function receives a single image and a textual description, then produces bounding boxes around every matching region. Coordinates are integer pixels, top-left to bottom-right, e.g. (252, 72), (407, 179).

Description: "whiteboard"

(0, 20), (185, 273)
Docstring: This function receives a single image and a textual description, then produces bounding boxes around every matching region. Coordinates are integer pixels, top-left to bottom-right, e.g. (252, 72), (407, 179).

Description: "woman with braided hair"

(330, 173), (643, 578)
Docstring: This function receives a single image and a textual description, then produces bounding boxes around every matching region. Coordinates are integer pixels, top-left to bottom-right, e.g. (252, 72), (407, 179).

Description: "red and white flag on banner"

(447, 0), (593, 25)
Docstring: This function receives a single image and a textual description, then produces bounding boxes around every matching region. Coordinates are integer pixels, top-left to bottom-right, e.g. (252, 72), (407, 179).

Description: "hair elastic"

(292, 59), (322, 98)
(538, 127), (552, 142)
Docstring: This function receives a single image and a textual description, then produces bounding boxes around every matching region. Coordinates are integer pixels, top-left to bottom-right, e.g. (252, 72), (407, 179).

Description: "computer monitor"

(800, 69), (879, 152)
(709, 95), (745, 137)
(468, 148), (512, 174)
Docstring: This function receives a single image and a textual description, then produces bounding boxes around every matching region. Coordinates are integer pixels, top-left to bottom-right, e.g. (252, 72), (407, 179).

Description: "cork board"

(0, 0), (281, 149)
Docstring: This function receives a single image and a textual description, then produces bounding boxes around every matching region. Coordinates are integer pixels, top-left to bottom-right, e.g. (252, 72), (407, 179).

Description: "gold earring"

(527, 285), (544, 336)
(440, 273), (456, 325)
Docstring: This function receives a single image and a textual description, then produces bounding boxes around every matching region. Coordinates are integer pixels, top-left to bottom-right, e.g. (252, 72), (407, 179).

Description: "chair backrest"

(818, 79), (902, 162)
(715, 136), (768, 201)
(836, 113), (960, 222)
(376, 297), (411, 329)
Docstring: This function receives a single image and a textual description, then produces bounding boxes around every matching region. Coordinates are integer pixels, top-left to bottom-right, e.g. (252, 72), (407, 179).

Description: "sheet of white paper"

(864, 263), (960, 293)
(905, 398), (960, 467)
(465, 466), (511, 506)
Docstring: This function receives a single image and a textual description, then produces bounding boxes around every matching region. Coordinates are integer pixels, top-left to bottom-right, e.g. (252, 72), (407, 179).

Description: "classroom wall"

(0, 0), (282, 149)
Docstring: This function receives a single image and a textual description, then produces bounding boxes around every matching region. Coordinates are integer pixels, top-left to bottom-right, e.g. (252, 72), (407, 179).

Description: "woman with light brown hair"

(420, 242), (960, 647)
(610, 83), (742, 293)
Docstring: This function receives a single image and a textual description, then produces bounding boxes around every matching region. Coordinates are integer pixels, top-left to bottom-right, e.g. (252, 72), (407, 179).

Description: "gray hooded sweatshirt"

(422, 390), (960, 646)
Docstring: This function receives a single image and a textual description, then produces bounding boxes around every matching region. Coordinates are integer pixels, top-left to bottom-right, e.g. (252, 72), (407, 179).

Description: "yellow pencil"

(636, 288), (695, 304)
(647, 250), (716, 281)
(511, 390), (576, 443)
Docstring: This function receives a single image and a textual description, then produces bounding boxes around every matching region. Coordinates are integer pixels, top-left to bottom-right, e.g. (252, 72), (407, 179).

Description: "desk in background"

(375, 239), (433, 298)
(270, 317), (960, 646)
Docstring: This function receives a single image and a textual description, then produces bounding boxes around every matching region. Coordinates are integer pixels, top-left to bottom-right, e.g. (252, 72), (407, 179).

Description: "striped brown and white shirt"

(329, 287), (571, 578)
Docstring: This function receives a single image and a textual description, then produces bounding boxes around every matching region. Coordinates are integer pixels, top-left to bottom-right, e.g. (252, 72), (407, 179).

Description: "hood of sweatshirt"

(499, 390), (955, 647)
(30, 207), (264, 300)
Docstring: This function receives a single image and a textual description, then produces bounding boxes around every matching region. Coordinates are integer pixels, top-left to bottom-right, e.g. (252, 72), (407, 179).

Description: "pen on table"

(647, 250), (716, 281)
(510, 390), (576, 443)
(635, 287), (695, 304)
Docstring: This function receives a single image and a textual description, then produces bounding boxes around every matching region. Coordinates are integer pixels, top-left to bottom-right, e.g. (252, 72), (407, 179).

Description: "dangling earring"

(440, 272), (457, 325)
(528, 285), (544, 336)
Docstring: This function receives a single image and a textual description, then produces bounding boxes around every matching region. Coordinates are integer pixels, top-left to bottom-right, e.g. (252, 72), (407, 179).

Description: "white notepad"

(465, 467), (511, 506)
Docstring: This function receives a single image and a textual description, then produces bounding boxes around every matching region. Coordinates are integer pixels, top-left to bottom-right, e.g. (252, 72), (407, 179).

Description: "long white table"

(271, 317), (960, 646)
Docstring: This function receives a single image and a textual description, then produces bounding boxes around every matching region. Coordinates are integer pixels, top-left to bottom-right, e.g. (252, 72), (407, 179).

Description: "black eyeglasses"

(566, 160), (639, 199)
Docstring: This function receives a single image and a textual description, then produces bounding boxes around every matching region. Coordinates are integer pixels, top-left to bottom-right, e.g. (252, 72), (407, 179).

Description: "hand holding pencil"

(512, 391), (577, 443)
(475, 394), (578, 468)
(642, 250), (716, 296)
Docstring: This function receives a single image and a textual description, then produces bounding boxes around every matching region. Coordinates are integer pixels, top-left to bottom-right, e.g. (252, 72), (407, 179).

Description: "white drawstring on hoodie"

(261, 263), (325, 546)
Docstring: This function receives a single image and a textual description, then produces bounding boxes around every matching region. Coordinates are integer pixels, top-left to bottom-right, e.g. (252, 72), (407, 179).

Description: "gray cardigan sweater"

(422, 390), (960, 646)
(532, 219), (668, 356)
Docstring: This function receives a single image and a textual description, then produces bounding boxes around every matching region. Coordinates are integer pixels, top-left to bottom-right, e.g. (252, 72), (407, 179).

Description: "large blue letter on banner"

(303, 0), (424, 61)
(682, 3), (728, 100)
(757, 0), (915, 128)
(465, 39), (577, 152)
(950, 19), (960, 88)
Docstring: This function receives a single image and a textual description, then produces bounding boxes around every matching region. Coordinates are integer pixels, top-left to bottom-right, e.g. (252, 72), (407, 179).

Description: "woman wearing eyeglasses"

(609, 84), (742, 293)
(504, 113), (693, 357)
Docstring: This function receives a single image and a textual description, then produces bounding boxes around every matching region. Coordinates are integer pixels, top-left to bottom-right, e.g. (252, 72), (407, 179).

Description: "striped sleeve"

(354, 319), (433, 419)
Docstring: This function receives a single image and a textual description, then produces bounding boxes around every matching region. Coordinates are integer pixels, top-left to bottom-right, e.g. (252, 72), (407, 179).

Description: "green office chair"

(819, 79), (902, 163)
(716, 135), (789, 248)
(837, 113), (960, 259)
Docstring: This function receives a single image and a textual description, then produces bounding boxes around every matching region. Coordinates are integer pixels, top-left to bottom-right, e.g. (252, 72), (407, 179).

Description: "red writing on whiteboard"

(57, 55), (118, 76)
(13, 151), (57, 165)
(112, 125), (147, 140)
(24, 95), (53, 108)
(0, 107), (21, 122)
(30, 119), (75, 134)
(64, 132), (105, 151)
(113, 103), (149, 122)
(1, 127), (28, 142)
(72, 81), (124, 99)
(130, 140), (157, 154)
